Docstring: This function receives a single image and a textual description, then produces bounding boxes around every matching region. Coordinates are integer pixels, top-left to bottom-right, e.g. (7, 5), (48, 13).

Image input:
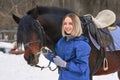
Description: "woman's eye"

(69, 22), (73, 25)
(63, 22), (67, 25)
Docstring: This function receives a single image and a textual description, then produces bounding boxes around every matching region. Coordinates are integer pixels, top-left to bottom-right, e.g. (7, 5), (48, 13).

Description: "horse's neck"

(45, 34), (56, 51)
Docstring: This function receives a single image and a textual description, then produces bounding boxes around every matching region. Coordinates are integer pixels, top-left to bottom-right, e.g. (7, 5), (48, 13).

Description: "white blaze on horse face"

(63, 17), (73, 35)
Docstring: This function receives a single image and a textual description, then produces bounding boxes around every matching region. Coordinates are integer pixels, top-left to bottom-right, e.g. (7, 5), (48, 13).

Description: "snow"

(0, 42), (119, 80)
(0, 53), (59, 80)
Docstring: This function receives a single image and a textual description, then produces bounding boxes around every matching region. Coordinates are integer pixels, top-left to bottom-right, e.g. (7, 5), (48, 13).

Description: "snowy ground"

(0, 42), (119, 80)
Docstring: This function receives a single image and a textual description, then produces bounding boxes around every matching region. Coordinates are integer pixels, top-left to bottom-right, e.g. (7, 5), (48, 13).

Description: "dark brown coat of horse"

(12, 6), (120, 80)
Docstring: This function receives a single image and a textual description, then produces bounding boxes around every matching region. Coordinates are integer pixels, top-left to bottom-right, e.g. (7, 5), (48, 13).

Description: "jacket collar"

(64, 35), (89, 43)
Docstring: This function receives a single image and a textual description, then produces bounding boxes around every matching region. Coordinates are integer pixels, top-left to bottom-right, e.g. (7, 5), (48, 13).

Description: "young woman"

(41, 13), (91, 80)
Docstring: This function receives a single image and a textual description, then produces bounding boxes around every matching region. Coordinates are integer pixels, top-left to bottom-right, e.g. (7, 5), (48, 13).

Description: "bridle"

(23, 19), (57, 71)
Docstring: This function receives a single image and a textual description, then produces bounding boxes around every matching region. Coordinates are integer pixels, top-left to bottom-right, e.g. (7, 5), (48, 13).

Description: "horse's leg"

(118, 71), (120, 80)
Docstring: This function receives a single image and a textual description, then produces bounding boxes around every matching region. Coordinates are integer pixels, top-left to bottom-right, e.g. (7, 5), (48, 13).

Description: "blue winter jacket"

(46, 35), (91, 80)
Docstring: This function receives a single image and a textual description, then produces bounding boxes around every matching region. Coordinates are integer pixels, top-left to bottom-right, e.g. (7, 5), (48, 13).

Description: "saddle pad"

(89, 25), (120, 51)
(108, 25), (120, 51)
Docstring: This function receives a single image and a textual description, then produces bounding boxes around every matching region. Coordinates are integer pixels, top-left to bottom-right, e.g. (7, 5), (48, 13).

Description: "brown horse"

(12, 6), (120, 80)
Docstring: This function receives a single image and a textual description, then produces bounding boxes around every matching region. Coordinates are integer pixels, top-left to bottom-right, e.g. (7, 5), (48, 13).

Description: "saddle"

(80, 16), (116, 51)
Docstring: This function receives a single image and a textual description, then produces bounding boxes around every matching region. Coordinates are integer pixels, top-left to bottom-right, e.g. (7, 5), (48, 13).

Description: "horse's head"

(12, 14), (46, 66)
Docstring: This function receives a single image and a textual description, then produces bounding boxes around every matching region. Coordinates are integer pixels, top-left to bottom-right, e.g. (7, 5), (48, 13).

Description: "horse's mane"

(27, 6), (74, 15)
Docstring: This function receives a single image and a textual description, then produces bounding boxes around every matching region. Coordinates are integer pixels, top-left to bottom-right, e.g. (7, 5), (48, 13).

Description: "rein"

(36, 20), (46, 47)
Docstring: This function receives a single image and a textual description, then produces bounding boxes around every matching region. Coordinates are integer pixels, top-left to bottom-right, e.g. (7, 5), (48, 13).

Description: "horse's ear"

(12, 14), (21, 24)
(31, 6), (39, 19)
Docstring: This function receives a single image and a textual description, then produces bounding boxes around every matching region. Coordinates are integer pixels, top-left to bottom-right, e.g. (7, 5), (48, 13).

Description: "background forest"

(0, 0), (120, 29)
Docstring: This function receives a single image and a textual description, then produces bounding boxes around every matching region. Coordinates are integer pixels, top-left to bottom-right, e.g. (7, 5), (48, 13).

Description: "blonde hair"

(62, 13), (83, 37)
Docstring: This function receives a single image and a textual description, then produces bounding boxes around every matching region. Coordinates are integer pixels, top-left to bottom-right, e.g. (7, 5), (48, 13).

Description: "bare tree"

(0, 0), (120, 29)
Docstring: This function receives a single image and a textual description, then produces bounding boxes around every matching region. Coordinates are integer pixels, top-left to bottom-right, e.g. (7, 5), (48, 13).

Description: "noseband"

(24, 40), (41, 56)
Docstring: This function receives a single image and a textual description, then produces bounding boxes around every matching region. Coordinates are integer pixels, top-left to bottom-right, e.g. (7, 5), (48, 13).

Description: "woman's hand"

(41, 47), (55, 57)
(53, 56), (67, 68)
